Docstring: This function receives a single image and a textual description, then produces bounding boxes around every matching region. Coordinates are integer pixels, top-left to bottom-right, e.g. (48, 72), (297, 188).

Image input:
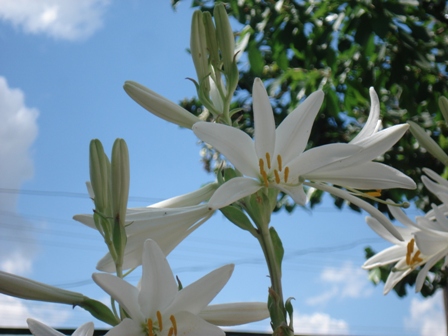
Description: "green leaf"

(248, 40), (264, 76)
(79, 298), (120, 326)
(220, 205), (256, 233)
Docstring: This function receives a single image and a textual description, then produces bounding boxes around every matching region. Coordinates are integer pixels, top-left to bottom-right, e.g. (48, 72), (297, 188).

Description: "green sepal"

(269, 227), (284, 276)
(79, 297), (120, 326)
(220, 205), (255, 234)
(223, 167), (238, 182)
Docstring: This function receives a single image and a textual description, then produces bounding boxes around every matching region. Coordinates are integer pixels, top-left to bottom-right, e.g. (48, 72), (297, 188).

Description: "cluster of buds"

(190, 4), (239, 125)
(89, 138), (130, 275)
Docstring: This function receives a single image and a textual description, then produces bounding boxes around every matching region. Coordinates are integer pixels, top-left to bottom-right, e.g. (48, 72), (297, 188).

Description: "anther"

(277, 155), (282, 172)
(412, 250), (423, 264)
(168, 327), (174, 336)
(147, 319), (154, 336)
(259, 158), (265, 173)
(284, 167), (289, 183)
(157, 311), (163, 331)
(261, 170), (269, 187)
(265, 153), (271, 169)
(170, 315), (177, 335)
(365, 190), (382, 197)
(274, 170), (280, 184)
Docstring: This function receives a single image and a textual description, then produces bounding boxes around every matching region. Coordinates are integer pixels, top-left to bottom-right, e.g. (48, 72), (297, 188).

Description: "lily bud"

(0, 270), (84, 305)
(123, 81), (200, 129)
(89, 139), (111, 214)
(203, 11), (220, 71)
(111, 139), (130, 262)
(439, 96), (448, 125)
(190, 10), (210, 93)
(408, 120), (448, 166)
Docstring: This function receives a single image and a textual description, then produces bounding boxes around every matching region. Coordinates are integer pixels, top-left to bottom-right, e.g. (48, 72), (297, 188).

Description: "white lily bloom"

(94, 239), (269, 336)
(193, 79), (415, 238)
(74, 184), (218, 272)
(27, 319), (94, 336)
(362, 204), (424, 294)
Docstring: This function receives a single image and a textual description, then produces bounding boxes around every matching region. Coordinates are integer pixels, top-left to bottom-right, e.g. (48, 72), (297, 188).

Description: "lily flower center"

(259, 153), (290, 187)
(145, 311), (177, 336)
(405, 238), (423, 268)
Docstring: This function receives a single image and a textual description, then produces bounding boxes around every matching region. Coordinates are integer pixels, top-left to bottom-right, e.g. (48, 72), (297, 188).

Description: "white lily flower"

(193, 79), (415, 238)
(27, 319), (94, 336)
(362, 204), (424, 294)
(74, 183), (219, 272)
(94, 239), (269, 336)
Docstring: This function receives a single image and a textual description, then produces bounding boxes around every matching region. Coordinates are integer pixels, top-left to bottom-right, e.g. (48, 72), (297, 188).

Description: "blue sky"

(0, 1), (445, 335)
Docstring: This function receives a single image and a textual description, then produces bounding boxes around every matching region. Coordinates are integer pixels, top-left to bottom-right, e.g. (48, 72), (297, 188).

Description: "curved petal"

(27, 319), (65, 336)
(253, 78), (275, 161)
(104, 318), (143, 336)
(193, 122), (259, 177)
(306, 181), (403, 241)
(422, 175), (448, 200)
(362, 245), (405, 268)
(171, 311), (225, 336)
(92, 273), (144, 322)
(365, 217), (402, 245)
(275, 183), (307, 206)
(388, 204), (420, 230)
(350, 87), (380, 144)
(199, 302), (269, 326)
(166, 264), (234, 316)
(208, 177), (262, 209)
(415, 248), (448, 292)
(329, 124), (409, 168)
(423, 168), (448, 189)
(274, 90), (324, 164)
(139, 240), (178, 318)
(414, 231), (448, 256)
(150, 183), (218, 208)
(287, 143), (360, 178)
(72, 322), (95, 336)
(383, 261), (412, 295)
(306, 162), (416, 190)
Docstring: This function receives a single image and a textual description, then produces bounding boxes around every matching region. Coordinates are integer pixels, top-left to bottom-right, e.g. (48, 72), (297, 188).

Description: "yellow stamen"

(277, 155), (282, 172)
(265, 153), (271, 169)
(170, 315), (177, 335)
(168, 327), (174, 336)
(412, 250), (423, 264)
(406, 239), (413, 265)
(274, 169), (280, 184)
(259, 158), (265, 173)
(157, 311), (163, 331)
(261, 170), (269, 187)
(284, 167), (289, 183)
(147, 319), (154, 336)
(365, 189), (382, 197)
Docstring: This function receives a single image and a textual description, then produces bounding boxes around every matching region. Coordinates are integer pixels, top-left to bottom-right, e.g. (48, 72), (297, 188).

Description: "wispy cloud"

(0, 76), (39, 276)
(293, 311), (349, 335)
(306, 261), (373, 306)
(404, 291), (446, 336)
(0, 0), (110, 41)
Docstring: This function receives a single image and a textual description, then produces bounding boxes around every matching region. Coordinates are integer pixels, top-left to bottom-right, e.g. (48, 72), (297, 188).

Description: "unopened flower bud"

(123, 81), (200, 129)
(190, 10), (210, 92)
(408, 120), (448, 166)
(89, 139), (111, 214)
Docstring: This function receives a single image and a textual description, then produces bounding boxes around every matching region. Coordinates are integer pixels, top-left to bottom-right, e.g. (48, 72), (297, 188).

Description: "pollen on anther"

(157, 311), (163, 331)
(170, 315), (178, 335)
(277, 155), (282, 172)
(274, 170), (280, 184)
(265, 152), (271, 170)
(147, 319), (154, 336)
(259, 158), (265, 173)
(284, 167), (289, 183)
(261, 170), (269, 187)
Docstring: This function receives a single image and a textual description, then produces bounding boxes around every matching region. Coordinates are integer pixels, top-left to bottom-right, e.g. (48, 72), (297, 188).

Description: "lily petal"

(92, 273), (144, 323)
(173, 311), (225, 336)
(363, 244), (406, 269)
(350, 87), (380, 143)
(274, 90), (324, 164)
(166, 264), (234, 316)
(139, 239), (178, 319)
(104, 318), (143, 336)
(27, 319), (65, 336)
(253, 78), (276, 160)
(193, 122), (259, 177)
(208, 177), (262, 209)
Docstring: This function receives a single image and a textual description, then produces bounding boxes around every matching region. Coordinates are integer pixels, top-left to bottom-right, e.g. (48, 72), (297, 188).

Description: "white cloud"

(0, 295), (70, 327)
(0, 0), (110, 40)
(306, 262), (373, 306)
(293, 311), (349, 335)
(0, 76), (39, 276)
(404, 291), (446, 336)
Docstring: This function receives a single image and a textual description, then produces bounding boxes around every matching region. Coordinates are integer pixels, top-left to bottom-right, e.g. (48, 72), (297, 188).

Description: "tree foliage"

(174, 0), (448, 298)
